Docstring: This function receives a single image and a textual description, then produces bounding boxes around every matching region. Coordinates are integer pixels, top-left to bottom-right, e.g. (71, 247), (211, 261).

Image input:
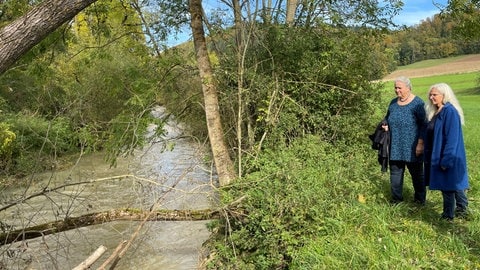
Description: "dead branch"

(0, 208), (224, 246)
(97, 241), (127, 270)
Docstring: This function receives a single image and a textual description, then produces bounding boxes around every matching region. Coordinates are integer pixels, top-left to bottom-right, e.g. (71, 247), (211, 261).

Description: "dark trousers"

(441, 190), (468, 219)
(389, 160), (426, 203)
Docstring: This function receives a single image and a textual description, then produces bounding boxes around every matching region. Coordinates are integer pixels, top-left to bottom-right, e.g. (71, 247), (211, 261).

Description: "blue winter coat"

(425, 103), (469, 191)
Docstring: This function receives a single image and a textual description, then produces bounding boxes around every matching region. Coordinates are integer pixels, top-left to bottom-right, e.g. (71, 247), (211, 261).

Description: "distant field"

(383, 54), (480, 80)
(382, 54), (480, 96)
(396, 55), (469, 70)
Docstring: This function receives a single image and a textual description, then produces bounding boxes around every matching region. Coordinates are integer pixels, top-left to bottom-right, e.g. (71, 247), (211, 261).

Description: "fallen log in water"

(0, 208), (223, 245)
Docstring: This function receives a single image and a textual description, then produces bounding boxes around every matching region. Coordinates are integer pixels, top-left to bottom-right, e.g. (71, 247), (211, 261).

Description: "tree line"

(389, 13), (480, 66)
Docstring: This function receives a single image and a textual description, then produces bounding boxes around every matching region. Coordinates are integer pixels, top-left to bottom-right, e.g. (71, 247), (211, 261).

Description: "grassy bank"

(291, 73), (480, 269)
(205, 71), (480, 269)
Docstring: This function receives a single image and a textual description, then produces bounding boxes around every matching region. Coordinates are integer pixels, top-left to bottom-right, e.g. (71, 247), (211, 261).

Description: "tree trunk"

(232, 0), (244, 178)
(286, 0), (299, 25)
(261, 0), (273, 24)
(188, 0), (236, 186)
(0, 0), (97, 75)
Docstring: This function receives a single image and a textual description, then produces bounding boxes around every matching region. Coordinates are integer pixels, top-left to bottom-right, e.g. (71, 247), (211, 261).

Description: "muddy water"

(0, 107), (217, 269)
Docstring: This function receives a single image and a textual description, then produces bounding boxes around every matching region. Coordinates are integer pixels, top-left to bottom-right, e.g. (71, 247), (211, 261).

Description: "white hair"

(394, 76), (412, 90)
(425, 83), (464, 125)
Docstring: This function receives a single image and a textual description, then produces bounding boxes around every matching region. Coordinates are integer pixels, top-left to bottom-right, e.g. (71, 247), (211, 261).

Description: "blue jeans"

(389, 160), (426, 203)
(441, 190), (468, 219)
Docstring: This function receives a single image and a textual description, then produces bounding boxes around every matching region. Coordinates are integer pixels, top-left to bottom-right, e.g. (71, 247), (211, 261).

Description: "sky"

(167, 0), (449, 46)
(394, 0), (448, 26)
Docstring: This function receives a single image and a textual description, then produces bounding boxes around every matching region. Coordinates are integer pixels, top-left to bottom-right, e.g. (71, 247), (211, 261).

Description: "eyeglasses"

(429, 93), (442, 97)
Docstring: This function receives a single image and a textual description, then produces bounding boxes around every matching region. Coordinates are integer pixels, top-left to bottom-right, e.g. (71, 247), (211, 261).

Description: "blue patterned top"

(386, 96), (426, 162)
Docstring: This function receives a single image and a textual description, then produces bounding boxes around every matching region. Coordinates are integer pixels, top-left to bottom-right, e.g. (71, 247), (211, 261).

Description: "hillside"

(383, 54), (480, 80)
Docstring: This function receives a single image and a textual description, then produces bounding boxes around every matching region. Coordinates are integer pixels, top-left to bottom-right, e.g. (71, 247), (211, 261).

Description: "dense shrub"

(1, 114), (78, 175)
(0, 122), (16, 172)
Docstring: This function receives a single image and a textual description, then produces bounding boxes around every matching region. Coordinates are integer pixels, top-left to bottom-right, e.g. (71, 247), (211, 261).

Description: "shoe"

(440, 214), (454, 222)
(455, 208), (469, 219)
(390, 199), (403, 205)
(413, 199), (426, 206)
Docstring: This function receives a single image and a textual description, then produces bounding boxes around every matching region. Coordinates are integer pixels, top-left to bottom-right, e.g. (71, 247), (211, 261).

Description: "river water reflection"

(0, 107), (216, 269)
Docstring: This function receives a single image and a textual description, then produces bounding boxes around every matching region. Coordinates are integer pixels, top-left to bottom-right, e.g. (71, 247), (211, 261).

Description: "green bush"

(3, 114), (77, 175)
(0, 122), (16, 171)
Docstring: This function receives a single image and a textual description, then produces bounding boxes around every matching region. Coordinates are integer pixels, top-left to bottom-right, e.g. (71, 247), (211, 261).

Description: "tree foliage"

(208, 24), (389, 159)
(444, 0), (480, 40)
(156, 0), (399, 163)
(0, 1), (165, 174)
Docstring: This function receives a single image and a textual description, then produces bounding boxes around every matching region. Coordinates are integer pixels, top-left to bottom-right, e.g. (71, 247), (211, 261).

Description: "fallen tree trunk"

(0, 208), (223, 246)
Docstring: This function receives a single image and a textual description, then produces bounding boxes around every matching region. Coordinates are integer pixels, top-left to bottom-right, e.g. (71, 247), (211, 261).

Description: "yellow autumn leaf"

(358, 194), (366, 204)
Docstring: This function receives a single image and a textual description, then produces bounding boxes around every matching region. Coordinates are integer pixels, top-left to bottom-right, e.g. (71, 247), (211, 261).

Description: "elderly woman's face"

(394, 81), (410, 98)
(429, 88), (444, 107)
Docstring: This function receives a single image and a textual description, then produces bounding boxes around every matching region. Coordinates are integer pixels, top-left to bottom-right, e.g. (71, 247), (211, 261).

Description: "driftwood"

(72, 245), (107, 270)
(0, 208), (222, 246)
(97, 240), (127, 270)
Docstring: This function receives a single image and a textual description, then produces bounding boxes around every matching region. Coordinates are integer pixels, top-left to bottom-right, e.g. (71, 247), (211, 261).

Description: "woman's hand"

(416, 140), (424, 156)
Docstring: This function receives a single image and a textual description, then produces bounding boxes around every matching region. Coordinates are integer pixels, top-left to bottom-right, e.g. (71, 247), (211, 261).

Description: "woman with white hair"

(382, 76), (427, 205)
(424, 83), (469, 221)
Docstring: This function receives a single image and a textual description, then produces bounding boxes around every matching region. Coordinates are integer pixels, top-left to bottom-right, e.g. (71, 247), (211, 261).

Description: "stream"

(0, 107), (217, 269)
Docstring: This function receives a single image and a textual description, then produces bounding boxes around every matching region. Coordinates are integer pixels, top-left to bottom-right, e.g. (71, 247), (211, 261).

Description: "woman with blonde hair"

(424, 83), (469, 221)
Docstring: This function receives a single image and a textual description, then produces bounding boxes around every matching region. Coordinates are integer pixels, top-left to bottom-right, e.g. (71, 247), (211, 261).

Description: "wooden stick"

(97, 241), (127, 270)
(72, 245), (107, 270)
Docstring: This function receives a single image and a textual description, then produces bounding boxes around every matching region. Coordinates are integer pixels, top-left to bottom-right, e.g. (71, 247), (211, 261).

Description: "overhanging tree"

(189, 0), (236, 186)
(0, 0), (97, 75)
(444, 0), (480, 39)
